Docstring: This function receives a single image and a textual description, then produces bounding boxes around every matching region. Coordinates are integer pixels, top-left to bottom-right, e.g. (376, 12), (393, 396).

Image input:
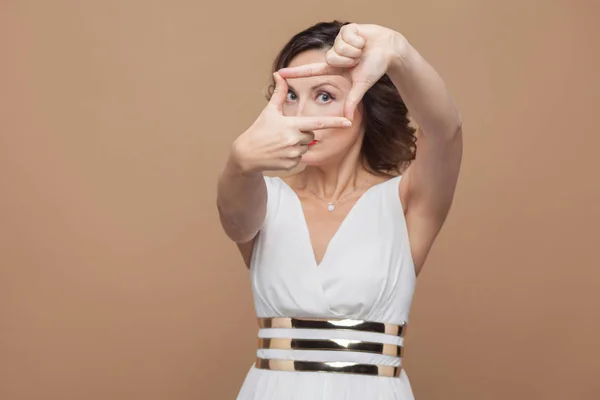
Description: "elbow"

(452, 119), (463, 140)
(419, 111), (463, 143)
(451, 110), (463, 137)
(443, 114), (463, 142)
(427, 118), (462, 143)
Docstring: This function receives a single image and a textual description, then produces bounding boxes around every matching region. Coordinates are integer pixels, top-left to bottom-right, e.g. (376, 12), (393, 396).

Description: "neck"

(298, 145), (371, 202)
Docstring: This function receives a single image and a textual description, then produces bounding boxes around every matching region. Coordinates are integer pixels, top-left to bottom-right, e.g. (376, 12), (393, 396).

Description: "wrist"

(228, 141), (249, 175)
(387, 33), (412, 73)
(229, 138), (260, 176)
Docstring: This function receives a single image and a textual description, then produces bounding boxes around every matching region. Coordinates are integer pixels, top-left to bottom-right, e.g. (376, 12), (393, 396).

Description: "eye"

(317, 92), (334, 103)
(286, 90), (297, 101)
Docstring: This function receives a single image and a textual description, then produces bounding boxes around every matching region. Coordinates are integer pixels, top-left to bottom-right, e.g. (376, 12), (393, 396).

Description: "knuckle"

(290, 147), (304, 158)
(279, 130), (295, 146)
(314, 120), (325, 129)
(325, 50), (337, 63)
(285, 132), (299, 146)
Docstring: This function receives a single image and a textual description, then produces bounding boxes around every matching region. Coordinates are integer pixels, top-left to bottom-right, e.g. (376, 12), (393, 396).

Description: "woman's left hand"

(277, 23), (406, 120)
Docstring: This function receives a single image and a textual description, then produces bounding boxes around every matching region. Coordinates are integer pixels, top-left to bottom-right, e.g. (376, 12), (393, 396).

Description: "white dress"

(236, 174), (417, 399)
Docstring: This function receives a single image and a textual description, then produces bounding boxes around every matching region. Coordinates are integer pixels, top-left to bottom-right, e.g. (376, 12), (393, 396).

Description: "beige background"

(1, 1), (599, 399)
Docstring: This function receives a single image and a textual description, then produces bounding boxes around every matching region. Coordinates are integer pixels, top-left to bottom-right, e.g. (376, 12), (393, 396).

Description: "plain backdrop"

(1, 1), (599, 399)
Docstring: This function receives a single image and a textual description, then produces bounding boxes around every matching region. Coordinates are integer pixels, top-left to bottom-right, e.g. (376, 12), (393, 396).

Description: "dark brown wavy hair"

(266, 20), (417, 176)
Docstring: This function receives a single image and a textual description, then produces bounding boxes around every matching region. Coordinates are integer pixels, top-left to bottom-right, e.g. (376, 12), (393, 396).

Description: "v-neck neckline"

(277, 177), (394, 269)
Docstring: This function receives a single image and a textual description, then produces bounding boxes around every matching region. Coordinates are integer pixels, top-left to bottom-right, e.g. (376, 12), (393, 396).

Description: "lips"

(308, 140), (318, 146)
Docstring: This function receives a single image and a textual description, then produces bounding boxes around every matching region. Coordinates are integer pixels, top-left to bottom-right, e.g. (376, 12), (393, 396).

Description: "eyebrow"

(288, 81), (342, 92)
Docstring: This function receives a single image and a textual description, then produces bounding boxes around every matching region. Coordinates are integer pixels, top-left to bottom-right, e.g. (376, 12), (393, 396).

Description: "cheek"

(327, 110), (363, 139)
(306, 100), (345, 117)
(281, 100), (346, 117)
(321, 101), (345, 116)
(322, 125), (361, 142)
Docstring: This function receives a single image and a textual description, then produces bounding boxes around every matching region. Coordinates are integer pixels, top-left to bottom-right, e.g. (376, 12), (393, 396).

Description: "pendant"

(327, 203), (335, 211)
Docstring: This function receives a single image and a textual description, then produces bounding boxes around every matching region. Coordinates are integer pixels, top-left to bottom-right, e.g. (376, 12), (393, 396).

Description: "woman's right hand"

(231, 72), (353, 174)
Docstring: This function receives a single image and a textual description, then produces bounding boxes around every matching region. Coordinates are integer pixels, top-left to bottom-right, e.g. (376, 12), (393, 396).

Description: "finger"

(277, 62), (346, 79)
(341, 24), (366, 49)
(295, 143), (310, 155)
(297, 131), (315, 145)
(284, 145), (308, 159)
(345, 82), (371, 120)
(283, 129), (314, 147)
(289, 116), (352, 131)
(279, 157), (302, 171)
(326, 49), (359, 68)
(333, 37), (362, 59)
(268, 72), (288, 111)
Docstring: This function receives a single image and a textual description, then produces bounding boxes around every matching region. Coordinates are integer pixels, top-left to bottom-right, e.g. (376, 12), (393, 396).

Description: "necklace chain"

(307, 187), (358, 212)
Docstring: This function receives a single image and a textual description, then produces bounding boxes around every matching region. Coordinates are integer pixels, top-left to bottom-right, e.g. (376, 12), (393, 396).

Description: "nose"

(293, 99), (310, 117)
(281, 94), (322, 117)
(301, 98), (330, 118)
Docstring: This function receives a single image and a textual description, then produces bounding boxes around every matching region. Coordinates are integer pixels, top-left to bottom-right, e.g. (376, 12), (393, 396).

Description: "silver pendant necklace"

(308, 188), (358, 212)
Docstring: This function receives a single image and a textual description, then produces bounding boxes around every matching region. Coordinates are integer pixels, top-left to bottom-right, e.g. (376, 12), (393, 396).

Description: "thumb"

(344, 82), (370, 121)
(269, 72), (288, 112)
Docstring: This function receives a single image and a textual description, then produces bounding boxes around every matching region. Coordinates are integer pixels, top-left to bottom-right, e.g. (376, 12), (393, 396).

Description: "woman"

(217, 20), (462, 399)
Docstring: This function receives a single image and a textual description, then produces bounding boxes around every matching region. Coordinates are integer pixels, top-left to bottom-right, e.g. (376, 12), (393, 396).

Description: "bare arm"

(387, 37), (463, 266)
(216, 145), (267, 244)
(388, 38), (463, 144)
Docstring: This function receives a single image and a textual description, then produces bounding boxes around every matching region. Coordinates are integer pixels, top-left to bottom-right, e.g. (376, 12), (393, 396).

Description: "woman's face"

(281, 49), (364, 166)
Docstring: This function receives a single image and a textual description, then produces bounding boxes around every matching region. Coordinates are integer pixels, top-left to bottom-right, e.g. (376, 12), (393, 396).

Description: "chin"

(300, 150), (341, 167)
(299, 156), (327, 167)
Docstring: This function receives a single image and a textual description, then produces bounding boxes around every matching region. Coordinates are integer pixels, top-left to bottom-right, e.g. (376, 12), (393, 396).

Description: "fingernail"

(343, 120), (352, 127)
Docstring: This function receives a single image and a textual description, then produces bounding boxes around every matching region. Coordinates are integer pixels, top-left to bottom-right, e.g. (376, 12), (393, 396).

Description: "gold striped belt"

(256, 358), (403, 378)
(258, 316), (406, 337)
(255, 317), (407, 378)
